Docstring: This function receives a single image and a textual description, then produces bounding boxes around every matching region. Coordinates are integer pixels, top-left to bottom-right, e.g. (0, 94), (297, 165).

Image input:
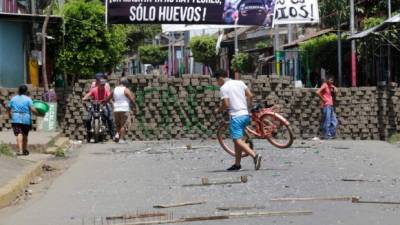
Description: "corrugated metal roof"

(349, 14), (400, 39)
(282, 29), (334, 49)
(0, 12), (62, 23)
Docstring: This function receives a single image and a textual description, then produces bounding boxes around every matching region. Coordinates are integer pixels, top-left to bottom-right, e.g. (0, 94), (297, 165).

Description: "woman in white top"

(106, 77), (137, 143)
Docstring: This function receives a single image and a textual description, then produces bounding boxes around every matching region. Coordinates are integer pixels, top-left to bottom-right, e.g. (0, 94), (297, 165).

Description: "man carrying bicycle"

(215, 70), (262, 171)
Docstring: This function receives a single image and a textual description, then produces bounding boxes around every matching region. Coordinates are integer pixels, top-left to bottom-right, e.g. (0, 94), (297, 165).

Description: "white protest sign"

(272, 0), (319, 27)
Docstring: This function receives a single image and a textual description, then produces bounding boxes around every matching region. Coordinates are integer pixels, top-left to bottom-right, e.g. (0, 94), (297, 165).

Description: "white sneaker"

(114, 134), (120, 142)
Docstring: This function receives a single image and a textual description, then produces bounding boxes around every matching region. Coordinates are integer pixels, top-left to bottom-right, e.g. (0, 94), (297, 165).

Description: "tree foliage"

(57, 0), (127, 78)
(138, 45), (167, 66)
(318, 0), (349, 28)
(318, 0), (400, 29)
(255, 41), (268, 49)
(299, 34), (341, 75)
(231, 53), (254, 74)
(125, 25), (162, 52)
(362, 17), (385, 29)
(188, 35), (218, 70)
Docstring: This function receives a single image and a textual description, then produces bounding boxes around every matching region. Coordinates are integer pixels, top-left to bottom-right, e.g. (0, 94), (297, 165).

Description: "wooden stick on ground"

(168, 145), (214, 150)
(216, 205), (265, 211)
(270, 196), (358, 202)
(106, 212), (167, 220)
(228, 210), (313, 217)
(153, 200), (206, 208)
(341, 178), (380, 182)
(117, 210), (313, 225)
(184, 176), (248, 187)
(351, 198), (400, 205)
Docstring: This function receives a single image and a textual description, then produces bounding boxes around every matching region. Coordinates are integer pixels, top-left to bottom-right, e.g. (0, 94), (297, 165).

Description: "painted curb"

(0, 160), (43, 208)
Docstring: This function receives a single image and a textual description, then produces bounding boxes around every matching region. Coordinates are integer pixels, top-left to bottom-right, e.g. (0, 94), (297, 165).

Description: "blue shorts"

(230, 115), (250, 140)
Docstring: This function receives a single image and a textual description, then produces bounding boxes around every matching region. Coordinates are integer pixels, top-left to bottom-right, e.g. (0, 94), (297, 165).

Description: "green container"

(33, 100), (49, 114)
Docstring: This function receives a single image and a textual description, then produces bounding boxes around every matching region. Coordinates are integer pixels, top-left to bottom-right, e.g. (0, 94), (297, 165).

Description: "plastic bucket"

(33, 100), (49, 114)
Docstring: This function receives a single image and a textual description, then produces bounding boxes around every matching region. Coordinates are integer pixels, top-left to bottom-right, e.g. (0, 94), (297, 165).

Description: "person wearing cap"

(90, 73), (111, 92)
(105, 77), (137, 143)
(83, 78), (115, 141)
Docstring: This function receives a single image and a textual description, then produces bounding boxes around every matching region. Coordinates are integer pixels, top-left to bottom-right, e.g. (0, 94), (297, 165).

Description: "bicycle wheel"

(260, 113), (294, 148)
(217, 122), (251, 157)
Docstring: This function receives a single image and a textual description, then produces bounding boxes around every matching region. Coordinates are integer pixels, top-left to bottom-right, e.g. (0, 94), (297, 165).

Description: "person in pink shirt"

(316, 76), (338, 139)
(82, 79), (115, 141)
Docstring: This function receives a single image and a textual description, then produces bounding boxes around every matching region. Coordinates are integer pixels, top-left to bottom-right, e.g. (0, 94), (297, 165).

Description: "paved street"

(1, 139), (400, 225)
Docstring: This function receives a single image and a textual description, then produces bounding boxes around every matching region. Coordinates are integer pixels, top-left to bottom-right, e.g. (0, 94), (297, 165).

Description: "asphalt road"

(1, 139), (400, 225)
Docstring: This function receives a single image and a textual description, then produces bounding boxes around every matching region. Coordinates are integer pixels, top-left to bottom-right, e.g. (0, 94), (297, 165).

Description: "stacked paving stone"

(379, 83), (399, 139)
(290, 88), (321, 139)
(61, 75), (223, 140)
(335, 87), (380, 140)
(0, 88), (45, 131)
(1, 75), (398, 141)
(48, 75), (399, 141)
(59, 80), (89, 140)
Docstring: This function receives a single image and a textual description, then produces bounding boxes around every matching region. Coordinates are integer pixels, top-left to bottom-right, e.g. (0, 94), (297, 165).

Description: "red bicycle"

(217, 102), (294, 157)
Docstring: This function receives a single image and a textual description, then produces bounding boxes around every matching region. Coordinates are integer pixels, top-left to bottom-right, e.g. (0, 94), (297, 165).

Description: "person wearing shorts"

(6, 85), (38, 155)
(106, 77), (137, 143)
(215, 70), (262, 171)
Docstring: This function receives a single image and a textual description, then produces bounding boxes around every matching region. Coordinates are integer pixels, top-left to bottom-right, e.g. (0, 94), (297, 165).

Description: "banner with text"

(107, 0), (275, 26)
(272, 0), (319, 26)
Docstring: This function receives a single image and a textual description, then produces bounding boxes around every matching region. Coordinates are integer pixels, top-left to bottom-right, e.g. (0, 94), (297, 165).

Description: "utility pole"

(234, 19), (239, 79)
(387, 0), (392, 83)
(288, 24), (293, 43)
(336, 0), (342, 86)
(168, 33), (172, 77)
(105, 0), (108, 25)
(234, 20), (239, 56)
(274, 25), (280, 76)
(350, 0), (356, 87)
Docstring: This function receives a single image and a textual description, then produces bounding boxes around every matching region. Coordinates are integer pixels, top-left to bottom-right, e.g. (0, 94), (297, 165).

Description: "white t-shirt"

(113, 86), (130, 112)
(220, 79), (249, 117)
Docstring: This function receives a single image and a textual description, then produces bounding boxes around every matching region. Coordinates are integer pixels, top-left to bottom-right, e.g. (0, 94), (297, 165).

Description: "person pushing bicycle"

(214, 69), (262, 171)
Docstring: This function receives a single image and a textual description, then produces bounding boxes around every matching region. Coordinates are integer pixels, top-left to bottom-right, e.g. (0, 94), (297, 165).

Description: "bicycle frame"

(246, 107), (290, 138)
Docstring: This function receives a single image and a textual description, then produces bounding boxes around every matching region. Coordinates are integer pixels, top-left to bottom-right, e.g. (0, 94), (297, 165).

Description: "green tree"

(299, 34), (342, 76)
(138, 45), (167, 67)
(255, 41), (268, 49)
(57, 0), (126, 79)
(318, 0), (348, 28)
(188, 35), (218, 72)
(231, 53), (254, 74)
(125, 25), (162, 52)
(362, 17), (385, 29)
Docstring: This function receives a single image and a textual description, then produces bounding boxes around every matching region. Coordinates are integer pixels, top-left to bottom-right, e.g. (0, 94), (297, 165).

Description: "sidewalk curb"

(7, 133), (64, 153)
(0, 160), (43, 208)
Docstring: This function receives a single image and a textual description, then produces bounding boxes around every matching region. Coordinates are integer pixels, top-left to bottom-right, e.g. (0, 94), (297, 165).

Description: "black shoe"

(23, 150), (30, 156)
(226, 164), (241, 171)
(254, 154), (262, 170)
